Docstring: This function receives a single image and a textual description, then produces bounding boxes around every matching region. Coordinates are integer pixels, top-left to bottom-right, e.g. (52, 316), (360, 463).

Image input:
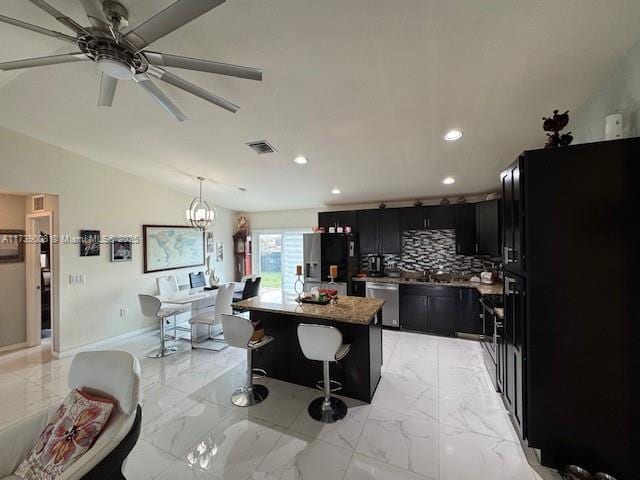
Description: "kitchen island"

(233, 295), (385, 403)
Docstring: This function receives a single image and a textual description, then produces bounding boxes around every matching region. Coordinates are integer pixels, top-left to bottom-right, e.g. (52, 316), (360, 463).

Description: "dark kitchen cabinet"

(456, 288), (481, 334)
(399, 292), (427, 332)
(425, 205), (454, 229)
(503, 273), (525, 437)
(380, 209), (400, 253)
(501, 160), (524, 271)
(399, 207), (425, 231)
(495, 310), (506, 394)
(357, 209), (400, 255)
(318, 210), (358, 233)
(427, 295), (457, 336)
(454, 204), (477, 255)
(351, 280), (366, 297)
(399, 205), (454, 230)
(358, 209), (380, 254)
(476, 200), (501, 256)
(399, 285), (457, 335)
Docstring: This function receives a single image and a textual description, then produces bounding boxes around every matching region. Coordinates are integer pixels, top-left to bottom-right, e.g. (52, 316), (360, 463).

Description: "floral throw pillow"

(15, 389), (114, 480)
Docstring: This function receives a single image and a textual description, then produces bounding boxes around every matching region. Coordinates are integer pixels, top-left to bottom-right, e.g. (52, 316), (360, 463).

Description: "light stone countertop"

(233, 294), (385, 326)
(353, 276), (504, 296)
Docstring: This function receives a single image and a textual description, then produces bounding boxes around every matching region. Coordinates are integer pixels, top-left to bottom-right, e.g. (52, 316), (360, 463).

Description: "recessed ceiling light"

(443, 177), (456, 185)
(294, 156), (308, 165)
(444, 129), (463, 141)
(331, 188), (341, 195)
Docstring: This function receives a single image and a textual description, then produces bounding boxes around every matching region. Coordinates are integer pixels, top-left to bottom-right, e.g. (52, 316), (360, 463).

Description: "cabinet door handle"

(427, 218), (431, 228)
(475, 243), (478, 254)
(423, 218), (426, 228)
(457, 243), (461, 253)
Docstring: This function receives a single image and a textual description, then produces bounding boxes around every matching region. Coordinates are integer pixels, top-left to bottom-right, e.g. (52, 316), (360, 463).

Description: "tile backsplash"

(361, 229), (497, 275)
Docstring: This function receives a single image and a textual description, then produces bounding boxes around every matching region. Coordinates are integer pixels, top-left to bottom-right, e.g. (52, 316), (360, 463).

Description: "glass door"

(254, 230), (307, 302)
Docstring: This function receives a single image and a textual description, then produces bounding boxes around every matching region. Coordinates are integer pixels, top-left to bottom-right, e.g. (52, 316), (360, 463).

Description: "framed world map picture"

(143, 225), (205, 273)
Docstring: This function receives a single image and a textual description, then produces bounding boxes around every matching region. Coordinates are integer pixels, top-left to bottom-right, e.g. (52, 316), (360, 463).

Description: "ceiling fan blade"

(145, 52), (262, 81)
(0, 14), (77, 43)
(123, 0), (225, 50)
(133, 73), (187, 121)
(0, 53), (87, 71)
(28, 0), (87, 34)
(148, 66), (238, 113)
(98, 73), (117, 107)
(79, 0), (109, 28)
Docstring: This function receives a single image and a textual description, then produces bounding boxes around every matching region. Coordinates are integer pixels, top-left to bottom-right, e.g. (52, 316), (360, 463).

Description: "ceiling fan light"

(97, 58), (133, 80)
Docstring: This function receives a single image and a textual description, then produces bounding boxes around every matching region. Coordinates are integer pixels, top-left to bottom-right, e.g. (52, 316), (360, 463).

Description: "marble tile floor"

(0, 329), (544, 480)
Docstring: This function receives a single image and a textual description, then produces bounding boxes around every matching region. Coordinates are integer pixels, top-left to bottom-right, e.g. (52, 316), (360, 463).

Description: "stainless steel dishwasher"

(366, 282), (399, 327)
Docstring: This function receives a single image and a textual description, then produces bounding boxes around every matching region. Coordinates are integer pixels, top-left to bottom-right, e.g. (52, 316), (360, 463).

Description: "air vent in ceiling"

(246, 140), (277, 154)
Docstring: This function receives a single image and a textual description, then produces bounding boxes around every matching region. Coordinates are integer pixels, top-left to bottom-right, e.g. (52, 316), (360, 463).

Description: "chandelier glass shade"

(186, 177), (216, 231)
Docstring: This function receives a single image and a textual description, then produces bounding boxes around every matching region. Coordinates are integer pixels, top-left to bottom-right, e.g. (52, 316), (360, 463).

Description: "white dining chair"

(156, 275), (191, 338)
(188, 283), (234, 351)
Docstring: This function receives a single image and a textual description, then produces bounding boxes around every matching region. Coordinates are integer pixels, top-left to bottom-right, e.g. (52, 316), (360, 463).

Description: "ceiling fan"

(0, 0), (262, 121)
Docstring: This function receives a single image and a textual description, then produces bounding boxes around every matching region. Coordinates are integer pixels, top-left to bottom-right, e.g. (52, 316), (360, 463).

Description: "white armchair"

(0, 351), (142, 480)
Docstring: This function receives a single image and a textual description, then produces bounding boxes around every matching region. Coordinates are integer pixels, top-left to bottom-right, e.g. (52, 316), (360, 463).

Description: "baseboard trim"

(0, 341), (29, 355)
(53, 325), (159, 358)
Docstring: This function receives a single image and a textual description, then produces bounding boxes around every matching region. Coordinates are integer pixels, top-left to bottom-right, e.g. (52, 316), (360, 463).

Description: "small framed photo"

(206, 231), (214, 253)
(216, 241), (223, 262)
(80, 230), (100, 257)
(111, 239), (132, 262)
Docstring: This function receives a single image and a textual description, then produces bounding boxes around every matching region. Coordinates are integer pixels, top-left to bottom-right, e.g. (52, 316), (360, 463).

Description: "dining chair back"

(242, 276), (262, 300)
(157, 275), (179, 296)
(214, 283), (235, 321)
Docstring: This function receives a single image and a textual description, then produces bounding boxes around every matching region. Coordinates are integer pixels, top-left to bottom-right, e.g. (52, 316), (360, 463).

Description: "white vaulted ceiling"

(0, 0), (639, 211)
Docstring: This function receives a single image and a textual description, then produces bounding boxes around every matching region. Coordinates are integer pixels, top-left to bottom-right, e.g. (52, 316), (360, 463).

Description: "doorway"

(25, 212), (55, 348)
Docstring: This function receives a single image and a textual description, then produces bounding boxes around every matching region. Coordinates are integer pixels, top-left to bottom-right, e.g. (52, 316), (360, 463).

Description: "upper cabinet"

(318, 210), (359, 233)
(358, 209), (380, 254)
(501, 159), (524, 271)
(379, 208), (401, 253)
(358, 208), (401, 255)
(319, 201), (498, 258)
(427, 205), (455, 229)
(399, 207), (425, 230)
(476, 200), (501, 257)
(399, 205), (454, 230)
(454, 204), (477, 255)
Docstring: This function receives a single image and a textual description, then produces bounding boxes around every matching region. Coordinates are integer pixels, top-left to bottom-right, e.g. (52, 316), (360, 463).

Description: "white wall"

(573, 37), (640, 143)
(0, 193), (26, 348)
(241, 209), (318, 231)
(0, 126), (236, 353)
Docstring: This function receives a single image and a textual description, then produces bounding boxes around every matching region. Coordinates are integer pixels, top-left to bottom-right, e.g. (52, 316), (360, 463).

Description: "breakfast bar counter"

(233, 295), (385, 403)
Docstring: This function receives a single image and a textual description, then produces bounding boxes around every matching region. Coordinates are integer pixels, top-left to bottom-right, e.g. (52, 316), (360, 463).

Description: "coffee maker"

(367, 254), (385, 277)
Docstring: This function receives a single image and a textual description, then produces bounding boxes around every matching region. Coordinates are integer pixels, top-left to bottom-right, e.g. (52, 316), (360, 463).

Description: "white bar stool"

(138, 294), (184, 358)
(221, 314), (274, 407)
(297, 323), (351, 423)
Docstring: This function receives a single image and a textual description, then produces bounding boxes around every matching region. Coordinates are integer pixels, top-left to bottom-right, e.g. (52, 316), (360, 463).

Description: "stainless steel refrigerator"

(303, 233), (359, 296)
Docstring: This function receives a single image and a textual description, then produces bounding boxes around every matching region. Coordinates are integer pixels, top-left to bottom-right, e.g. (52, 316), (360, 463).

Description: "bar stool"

(297, 323), (351, 423)
(138, 294), (184, 358)
(221, 314), (274, 407)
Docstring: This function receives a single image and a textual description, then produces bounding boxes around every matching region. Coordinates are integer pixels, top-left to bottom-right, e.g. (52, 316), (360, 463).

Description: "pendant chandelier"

(186, 176), (215, 231)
